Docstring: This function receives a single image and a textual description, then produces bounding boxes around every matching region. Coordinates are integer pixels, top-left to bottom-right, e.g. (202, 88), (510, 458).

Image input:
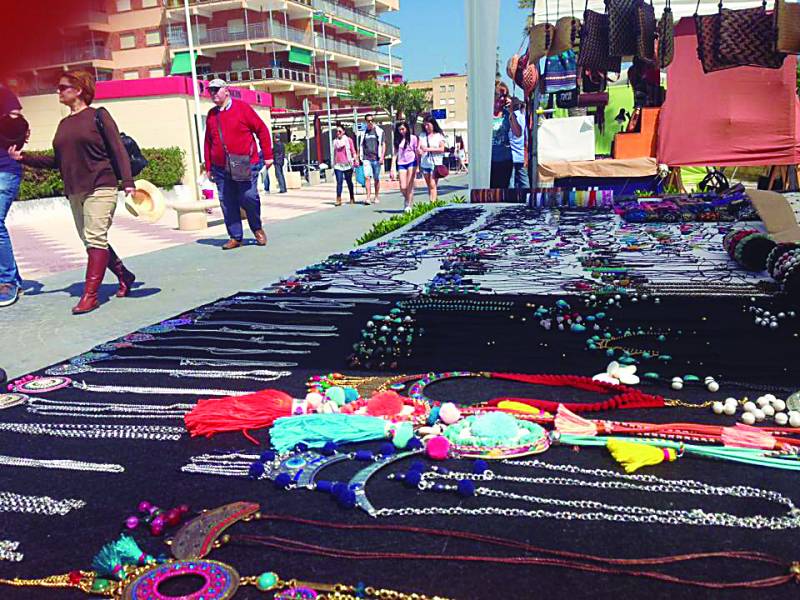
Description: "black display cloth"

(1, 292), (799, 600)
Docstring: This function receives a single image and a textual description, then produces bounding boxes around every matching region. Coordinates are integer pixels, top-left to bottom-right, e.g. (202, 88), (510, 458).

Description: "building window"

(448, 84), (455, 92)
(449, 110), (456, 118)
(123, 70), (139, 80)
(448, 98), (455, 105)
(439, 99), (446, 106)
(149, 68), (165, 78)
(116, 0), (131, 11)
(96, 69), (113, 81)
(145, 30), (162, 46)
(119, 34), (136, 49)
(439, 85), (446, 92)
(141, 0), (159, 7)
(192, 23), (207, 41)
(227, 19), (245, 35)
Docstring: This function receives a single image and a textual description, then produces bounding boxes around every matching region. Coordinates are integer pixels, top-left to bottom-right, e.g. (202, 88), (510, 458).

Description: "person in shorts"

(358, 113), (384, 205)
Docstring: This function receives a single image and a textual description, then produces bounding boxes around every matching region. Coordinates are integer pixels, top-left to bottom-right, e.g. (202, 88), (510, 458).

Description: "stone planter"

(286, 171), (303, 189)
(306, 170), (321, 186)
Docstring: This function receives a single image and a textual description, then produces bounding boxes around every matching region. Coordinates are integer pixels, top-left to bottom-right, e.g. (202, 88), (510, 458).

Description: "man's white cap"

(207, 78), (227, 89)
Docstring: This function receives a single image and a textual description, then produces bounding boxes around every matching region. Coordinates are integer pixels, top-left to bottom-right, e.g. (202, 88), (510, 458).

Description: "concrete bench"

(169, 200), (218, 231)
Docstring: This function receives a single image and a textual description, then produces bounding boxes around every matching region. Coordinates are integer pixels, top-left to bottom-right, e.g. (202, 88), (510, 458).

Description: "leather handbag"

(634, 0), (656, 63)
(657, 0), (675, 68)
(216, 113), (252, 182)
(775, 0), (800, 54)
(581, 68), (607, 93)
(579, 8), (623, 72)
(434, 164), (449, 180)
(716, 0), (785, 69)
(608, 0), (638, 56)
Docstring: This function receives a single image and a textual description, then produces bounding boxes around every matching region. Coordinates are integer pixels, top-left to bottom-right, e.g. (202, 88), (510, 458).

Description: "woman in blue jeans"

(0, 83), (26, 308)
(331, 125), (358, 206)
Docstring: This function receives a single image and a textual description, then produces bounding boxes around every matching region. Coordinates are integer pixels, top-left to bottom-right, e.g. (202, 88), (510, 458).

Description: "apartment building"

(408, 73), (467, 123)
(13, 0), (402, 112)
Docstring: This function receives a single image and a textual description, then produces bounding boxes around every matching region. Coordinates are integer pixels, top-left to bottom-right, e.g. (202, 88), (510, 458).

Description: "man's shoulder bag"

(216, 110), (252, 182)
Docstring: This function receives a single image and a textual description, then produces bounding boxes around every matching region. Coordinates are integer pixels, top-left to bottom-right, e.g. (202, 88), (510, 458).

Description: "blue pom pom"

(406, 438), (423, 451)
(408, 460), (427, 473)
(457, 479), (475, 497)
(248, 461), (265, 479)
(316, 480), (333, 493)
(274, 473), (292, 489)
(321, 441), (338, 456)
(472, 459), (489, 474)
(427, 406), (441, 426)
(295, 442), (309, 452)
(403, 470), (421, 488)
(379, 443), (396, 456)
(343, 387), (360, 403)
(259, 451), (275, 462)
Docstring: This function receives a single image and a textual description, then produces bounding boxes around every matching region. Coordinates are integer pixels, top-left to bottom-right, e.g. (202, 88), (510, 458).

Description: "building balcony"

(315, 35), (400, 69)
(165, 0), (313, 11)
(19, 45), (113, 71)
(311, 0), (400, 39)
(204, 65), (353, 93)
(168, 21), (314, 49)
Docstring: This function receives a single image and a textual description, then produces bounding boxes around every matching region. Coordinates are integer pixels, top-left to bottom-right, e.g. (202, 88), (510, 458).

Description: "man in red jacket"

(204, 79), (273, 250)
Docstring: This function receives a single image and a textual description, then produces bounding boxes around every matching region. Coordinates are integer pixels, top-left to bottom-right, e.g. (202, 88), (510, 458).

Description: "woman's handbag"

(695, 11), (733, 73)
(578, 7), (622, 72)
(434, 164), (450, 180)
(544, 49), (578, 93)
(550, 15), (581, 55)
(355, 164), (366, 187)
(608, 0), (639, 56)
(529, 22), (555, 62)
(775, 0), (800, 54)
(634, 0), (656, 63)
(716, 0), (785, 69)
(656, 0), (675, 68)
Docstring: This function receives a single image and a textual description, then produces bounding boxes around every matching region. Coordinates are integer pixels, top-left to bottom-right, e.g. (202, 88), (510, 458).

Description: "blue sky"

(382, 0), (531, 83)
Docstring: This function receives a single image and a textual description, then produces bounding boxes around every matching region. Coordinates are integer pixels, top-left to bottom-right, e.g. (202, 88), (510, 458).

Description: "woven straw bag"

(657, 0), (674, 68)
(550, 16), (581, 55)
(634, 0), (656, 63)
(608, 0), (638, 56)
(529, 22), (555, 62)
(716, 1), (785, 69)
(695, 11), (733, 73)
(579, 8), (623, 72)
(775, 0), (800, 54)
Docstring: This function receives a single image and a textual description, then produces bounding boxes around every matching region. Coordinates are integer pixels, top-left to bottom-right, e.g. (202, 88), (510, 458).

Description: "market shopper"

(9, 71), (136, 315)
(490, 81), (515, 189)
(509, 97), (528, 189)
(358, 113), (385, 205)
(0, 83), (26, 308)
(204, 78), (273, 250)
(332, 124), (358, 206)
(418, 115), (446, 202)
(390, 120), (418, 212)
(261, 134), (287, 194)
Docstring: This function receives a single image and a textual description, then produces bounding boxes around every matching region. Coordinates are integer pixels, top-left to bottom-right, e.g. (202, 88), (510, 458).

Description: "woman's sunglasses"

(57, 84), (74, 92)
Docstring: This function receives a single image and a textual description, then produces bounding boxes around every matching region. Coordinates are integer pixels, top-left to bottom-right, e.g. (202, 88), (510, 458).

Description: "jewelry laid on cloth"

(156, 320), (338, 333)
(185, 326), (338, 338)
(234, 294), (391, 305)
(93, 342), (310, 356)
(0, 423), (184, 441)
(0, 540), (23, 562)
(0, 491), (86, 515)
(384, 459), (800, 529)
(0, 454), (124, 473)
(67, 351), (299, 368)
(46, 364), (292, 383)
(11, 375), (255, 398)
(25, 398), (194, 420)
(117, 333), (319, 347)
(0, 392), (28, 410)
(195, 300), (354, 316)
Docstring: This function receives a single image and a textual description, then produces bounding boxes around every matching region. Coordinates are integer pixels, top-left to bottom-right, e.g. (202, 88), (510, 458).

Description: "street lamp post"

(184, 0), (204, 196)
(317, 13), (334, 168)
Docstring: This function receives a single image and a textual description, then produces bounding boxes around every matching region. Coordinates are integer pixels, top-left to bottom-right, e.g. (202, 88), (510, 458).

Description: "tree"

(347, 78), (431, 132)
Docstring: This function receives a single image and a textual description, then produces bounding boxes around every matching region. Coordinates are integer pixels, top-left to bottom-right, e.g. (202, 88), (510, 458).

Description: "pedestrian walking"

(509, 97), (528, 189)
(0, 83), (26, 308)
(418, 115), (446, 202)
(455, 137), (468, 174)
(332, 124), (358, 206)
(203, 78), (273, 250)
(271, 135), (287, 193)
(9, 71), (136, 315)
(490, 81), (515, 189)
(390, 120), (417, 212)
(358, 113), (384, 205)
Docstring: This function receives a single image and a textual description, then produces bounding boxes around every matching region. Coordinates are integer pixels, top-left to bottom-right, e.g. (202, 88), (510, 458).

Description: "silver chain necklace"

(47, 364), (292, 383)
(26, 398), (194, 419)
(193, 327), (337, 338)
(0, 540), (23, 562)
(378, 464), (800, 530)
(96, 343), (310, 356)
(181, 452), (256, 477)
(0, 422), (184, 441)
(71, 380), (251, 397)
(0, 491), (85, 515)
(122, 335), (319, 347)
(0, 454), (124, 473)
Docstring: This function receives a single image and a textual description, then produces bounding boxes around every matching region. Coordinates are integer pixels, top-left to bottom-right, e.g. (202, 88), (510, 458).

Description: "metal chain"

(0, 455), (124, 473)
(0, 422), (184, 441)
(0, 491), (86, 516)
(0, 541), (23, 562)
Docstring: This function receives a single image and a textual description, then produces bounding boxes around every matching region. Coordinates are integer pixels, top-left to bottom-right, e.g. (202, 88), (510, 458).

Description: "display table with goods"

(2, 203), (800, 599)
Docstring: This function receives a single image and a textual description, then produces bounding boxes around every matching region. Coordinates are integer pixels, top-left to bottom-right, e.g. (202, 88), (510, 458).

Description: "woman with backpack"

(8, 70), (136, 315)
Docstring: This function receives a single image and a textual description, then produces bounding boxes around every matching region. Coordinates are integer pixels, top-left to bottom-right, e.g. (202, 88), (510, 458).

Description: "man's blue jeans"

(212, 163), (263, 241)
(0, 170), (22, 286)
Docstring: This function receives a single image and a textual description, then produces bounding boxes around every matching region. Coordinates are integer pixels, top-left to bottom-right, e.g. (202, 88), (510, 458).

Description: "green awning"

(356, 27), (377, 38)
(332, 19), (356, 32)
(288, 46), (313, 66)
(312, 13), (331, 23)
(170, 51), (198, 75)
(378, 67), (390, 74)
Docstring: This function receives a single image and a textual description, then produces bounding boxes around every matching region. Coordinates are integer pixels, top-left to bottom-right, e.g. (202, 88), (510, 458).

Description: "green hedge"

(355, 195), (466, 246)
(17, 146), (186, 201)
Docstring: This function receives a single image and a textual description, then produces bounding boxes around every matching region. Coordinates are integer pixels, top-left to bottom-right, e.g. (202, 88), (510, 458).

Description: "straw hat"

(125, 179), (165, 223)
(549, 16), (581, 56)
(528, 22), (555, 62)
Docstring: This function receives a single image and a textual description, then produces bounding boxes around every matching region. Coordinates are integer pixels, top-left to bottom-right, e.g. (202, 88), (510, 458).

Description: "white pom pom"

(741, 412), (756, 425)
(712, 401), (724, 415)
(775, 412), (789, 426)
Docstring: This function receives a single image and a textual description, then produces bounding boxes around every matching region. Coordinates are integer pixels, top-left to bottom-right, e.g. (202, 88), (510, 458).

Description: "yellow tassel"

(606, 438), (678, 473)
(497, 400), (550, 417)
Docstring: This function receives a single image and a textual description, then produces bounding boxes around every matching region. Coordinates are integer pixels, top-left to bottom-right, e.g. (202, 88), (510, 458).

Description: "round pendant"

(122, 559), (239, 600)
(786, 391), (800, 412)
(71, 351), (112, 366)
(46, 363), (89, 376)
(14, 376), (72, 394)
(0, 392), (28, 410)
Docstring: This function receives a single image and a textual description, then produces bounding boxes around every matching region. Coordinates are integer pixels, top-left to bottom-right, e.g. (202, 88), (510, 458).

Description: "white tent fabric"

(533, 0), (766, 22)
(465, 0), (500, 190)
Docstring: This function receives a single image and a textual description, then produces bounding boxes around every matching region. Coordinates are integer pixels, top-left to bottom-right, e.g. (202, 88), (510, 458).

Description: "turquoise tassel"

(270, 414), (390, 454)
(92, 540), (126, 580)
(114, 534), (154, 566)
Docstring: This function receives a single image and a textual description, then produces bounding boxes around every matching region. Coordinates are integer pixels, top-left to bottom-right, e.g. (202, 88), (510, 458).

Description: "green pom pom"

(324, 386), (346, 407)
(392, 421), (414, 449)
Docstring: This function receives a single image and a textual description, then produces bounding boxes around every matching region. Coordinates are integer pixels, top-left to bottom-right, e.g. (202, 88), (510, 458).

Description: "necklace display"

(11, 375), (254, 398)
(24, 397), (194, 420)
(93, 342), (311, 356)
(0, 454), (124, 473)
(66, 351), (299, 369)
(0, 491), (85, 516)
(0, 423), (184, 441)
(0, 540), (22, 562)
(45, 364), (292, 383)
(117, 333), (320, 347)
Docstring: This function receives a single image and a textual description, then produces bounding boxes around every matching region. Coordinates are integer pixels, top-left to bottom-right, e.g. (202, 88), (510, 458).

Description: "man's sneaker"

(0, 283), (19, 307)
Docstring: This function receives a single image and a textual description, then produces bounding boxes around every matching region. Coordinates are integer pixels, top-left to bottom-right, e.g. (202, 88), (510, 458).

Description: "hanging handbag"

(522, 61), (540, 97)
(556, 88), (580, 108)
(716, 0), (785, 69)
(775, 0), (800, 54)
(657, 0), (675, 68)
(634, 0), (656, 63)
(695, 8), (733, 74)
(544, 49), (578, 93)
(550, 6), (581, 56)
(608, 0), (639, 56)
(216, 111), (252, 182)
(578, 4), (623, 72)
(529, 22), (555, 62)
(581, 68), (607, 93)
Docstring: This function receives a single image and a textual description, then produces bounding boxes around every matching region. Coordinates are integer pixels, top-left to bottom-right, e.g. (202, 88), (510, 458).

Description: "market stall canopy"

(657, 17), (800, 167)
(534, 0), (767, 21)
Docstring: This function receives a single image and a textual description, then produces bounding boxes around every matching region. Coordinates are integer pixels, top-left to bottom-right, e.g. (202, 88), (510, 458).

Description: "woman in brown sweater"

(8, 71), (136, 314)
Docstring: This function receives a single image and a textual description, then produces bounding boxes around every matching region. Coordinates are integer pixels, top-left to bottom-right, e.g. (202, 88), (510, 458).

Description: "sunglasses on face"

(208, 87), (221, 95)
(57, 84), (74, 92)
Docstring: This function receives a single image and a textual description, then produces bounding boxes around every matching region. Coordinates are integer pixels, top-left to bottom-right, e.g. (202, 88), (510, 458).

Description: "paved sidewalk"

(0, 175), (468, 377)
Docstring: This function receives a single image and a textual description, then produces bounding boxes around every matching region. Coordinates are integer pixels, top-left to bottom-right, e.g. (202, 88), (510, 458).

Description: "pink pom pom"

(425, 435), (450, 460)
(366, 391), (405, 417)
(439, 402), (461, 425)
